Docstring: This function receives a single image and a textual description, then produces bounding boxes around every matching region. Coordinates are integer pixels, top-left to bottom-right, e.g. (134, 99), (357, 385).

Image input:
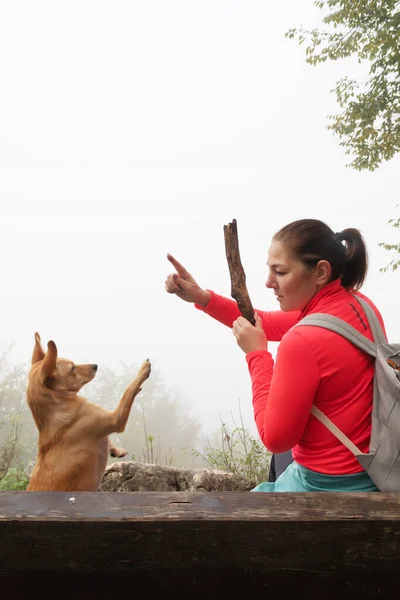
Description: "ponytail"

(336, 228), (368, 290)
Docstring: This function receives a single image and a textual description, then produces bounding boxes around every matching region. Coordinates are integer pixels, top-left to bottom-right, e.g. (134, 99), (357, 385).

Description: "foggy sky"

(0, 0), (398, 435)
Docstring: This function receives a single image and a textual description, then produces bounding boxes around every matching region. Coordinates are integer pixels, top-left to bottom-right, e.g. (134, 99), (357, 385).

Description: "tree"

(89, 362), (203, 468)
(0, 344), (35, 481)
(286, 1), (400, 171)
(379, 208), (400, 271)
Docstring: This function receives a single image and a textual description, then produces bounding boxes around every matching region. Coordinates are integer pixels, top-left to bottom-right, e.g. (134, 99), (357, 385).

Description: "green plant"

(286, 0), (400, 171)
(194, 404), (271, 484)
(379, 208), (400, 272)
(0, 467), (29, 491)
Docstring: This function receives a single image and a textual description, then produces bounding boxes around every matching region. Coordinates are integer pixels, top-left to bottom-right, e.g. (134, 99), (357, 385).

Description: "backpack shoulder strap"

(311, 406), (363, 456)
(352, 295), (387, 345)
(294, 313), (377, 357)
(294, 302), (381, 456)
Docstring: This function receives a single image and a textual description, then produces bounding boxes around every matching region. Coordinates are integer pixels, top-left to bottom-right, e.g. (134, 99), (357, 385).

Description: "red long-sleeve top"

(196, 280), (387, 475)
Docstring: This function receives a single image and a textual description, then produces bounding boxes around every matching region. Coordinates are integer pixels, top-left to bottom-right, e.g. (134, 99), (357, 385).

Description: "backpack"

(295, 295), (400, 492)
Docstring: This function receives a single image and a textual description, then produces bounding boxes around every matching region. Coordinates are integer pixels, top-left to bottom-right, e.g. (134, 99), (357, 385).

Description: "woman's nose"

(266, 275), (275, 289)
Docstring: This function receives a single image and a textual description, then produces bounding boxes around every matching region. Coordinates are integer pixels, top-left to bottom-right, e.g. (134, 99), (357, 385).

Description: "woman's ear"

(316, 260), (332, 287)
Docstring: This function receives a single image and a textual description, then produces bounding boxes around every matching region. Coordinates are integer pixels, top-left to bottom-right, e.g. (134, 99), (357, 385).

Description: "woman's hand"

(165, 254), (210, 307)
(232, 313), (268, 354)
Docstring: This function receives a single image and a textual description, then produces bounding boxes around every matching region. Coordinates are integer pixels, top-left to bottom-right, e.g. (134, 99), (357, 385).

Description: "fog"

(0, 1), (398, 454)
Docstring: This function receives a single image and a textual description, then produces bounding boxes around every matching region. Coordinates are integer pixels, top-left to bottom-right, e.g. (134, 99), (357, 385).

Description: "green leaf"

(286, 0), (400, 171)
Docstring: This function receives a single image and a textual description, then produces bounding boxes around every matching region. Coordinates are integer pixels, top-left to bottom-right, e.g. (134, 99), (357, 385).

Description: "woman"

(165, 219), (386, 492)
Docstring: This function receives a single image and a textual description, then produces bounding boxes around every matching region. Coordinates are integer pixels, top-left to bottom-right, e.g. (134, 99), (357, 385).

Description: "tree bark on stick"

(223, 219), (255, 326)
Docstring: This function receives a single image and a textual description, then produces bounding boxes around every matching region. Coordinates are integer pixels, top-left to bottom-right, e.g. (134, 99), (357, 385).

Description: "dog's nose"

(92, 364), (98, 371)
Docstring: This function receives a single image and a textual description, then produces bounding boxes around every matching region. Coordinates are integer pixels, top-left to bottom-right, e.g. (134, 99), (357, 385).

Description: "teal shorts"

(252, 461), (378, 492)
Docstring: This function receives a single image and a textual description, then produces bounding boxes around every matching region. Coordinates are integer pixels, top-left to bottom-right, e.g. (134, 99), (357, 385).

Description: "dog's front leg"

(111, 359), (151, 433)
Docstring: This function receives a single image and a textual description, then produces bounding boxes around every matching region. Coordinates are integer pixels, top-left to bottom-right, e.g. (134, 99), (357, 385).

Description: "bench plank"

(1, 491), (399, 598)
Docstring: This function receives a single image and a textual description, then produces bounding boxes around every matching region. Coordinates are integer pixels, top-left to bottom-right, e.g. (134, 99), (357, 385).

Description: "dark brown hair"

(273, 219), (368, 290)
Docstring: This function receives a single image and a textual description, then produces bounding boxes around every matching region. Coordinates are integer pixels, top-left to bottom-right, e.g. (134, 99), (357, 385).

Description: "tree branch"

(223, 219), (255, 325)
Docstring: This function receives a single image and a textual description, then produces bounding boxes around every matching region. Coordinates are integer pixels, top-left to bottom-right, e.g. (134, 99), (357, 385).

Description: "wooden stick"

(223, 219), (255, 325)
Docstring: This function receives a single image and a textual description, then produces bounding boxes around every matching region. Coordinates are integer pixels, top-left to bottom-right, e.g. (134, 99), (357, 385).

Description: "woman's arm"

(196, 290), (300, 342)
(246, 331), (320, 453)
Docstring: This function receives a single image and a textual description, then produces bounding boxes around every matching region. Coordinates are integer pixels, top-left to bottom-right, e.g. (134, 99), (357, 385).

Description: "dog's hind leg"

(108, 438), (128, 458)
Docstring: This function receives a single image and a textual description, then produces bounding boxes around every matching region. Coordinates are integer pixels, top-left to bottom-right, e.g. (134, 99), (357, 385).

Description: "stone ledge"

(99, 460), (255, 492)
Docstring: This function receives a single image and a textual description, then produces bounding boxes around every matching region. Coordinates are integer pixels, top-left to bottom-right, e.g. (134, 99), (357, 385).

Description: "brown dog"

(26, 332), (151, 491)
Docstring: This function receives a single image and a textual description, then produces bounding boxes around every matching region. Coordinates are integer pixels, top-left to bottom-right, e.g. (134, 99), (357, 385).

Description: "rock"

(99, 461), (255, 492)
(99, 462), (195, 492)
(191, 469), (255, 492)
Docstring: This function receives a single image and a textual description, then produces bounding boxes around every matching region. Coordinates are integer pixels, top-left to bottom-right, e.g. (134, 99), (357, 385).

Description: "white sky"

(0, 0), (398, 435)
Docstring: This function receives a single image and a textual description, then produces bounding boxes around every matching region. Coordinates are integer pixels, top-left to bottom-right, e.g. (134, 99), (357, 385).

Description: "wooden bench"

(1, 491), (399, 598)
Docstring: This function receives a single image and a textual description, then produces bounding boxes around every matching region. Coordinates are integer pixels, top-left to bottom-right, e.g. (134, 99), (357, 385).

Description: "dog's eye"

(71, 365), (76, 372)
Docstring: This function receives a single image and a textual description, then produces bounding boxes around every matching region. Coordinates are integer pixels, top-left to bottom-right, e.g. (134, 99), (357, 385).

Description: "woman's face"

(266, 240), (321, 312)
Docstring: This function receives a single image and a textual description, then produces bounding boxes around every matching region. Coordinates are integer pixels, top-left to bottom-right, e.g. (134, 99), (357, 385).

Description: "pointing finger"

(166, 254), (191, 278)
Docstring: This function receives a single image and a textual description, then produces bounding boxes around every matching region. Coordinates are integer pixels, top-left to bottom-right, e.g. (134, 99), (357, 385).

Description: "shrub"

(0, 467), (29, 491)
(194, 406), (271, 484)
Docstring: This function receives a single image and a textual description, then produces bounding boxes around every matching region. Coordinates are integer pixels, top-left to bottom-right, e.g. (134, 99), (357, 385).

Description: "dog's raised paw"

(138, 359), (151, 382)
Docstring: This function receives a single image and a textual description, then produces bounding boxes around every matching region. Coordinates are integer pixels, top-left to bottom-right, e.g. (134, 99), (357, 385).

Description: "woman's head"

(266, 219), (368, 312)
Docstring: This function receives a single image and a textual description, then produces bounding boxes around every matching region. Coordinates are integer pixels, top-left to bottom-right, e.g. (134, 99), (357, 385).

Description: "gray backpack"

(295, 296), (400, 492)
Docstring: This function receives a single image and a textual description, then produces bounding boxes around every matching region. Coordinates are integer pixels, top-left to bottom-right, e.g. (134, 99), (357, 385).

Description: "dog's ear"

(41, 340), (58, 383)
(32, 332), (45, 364)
